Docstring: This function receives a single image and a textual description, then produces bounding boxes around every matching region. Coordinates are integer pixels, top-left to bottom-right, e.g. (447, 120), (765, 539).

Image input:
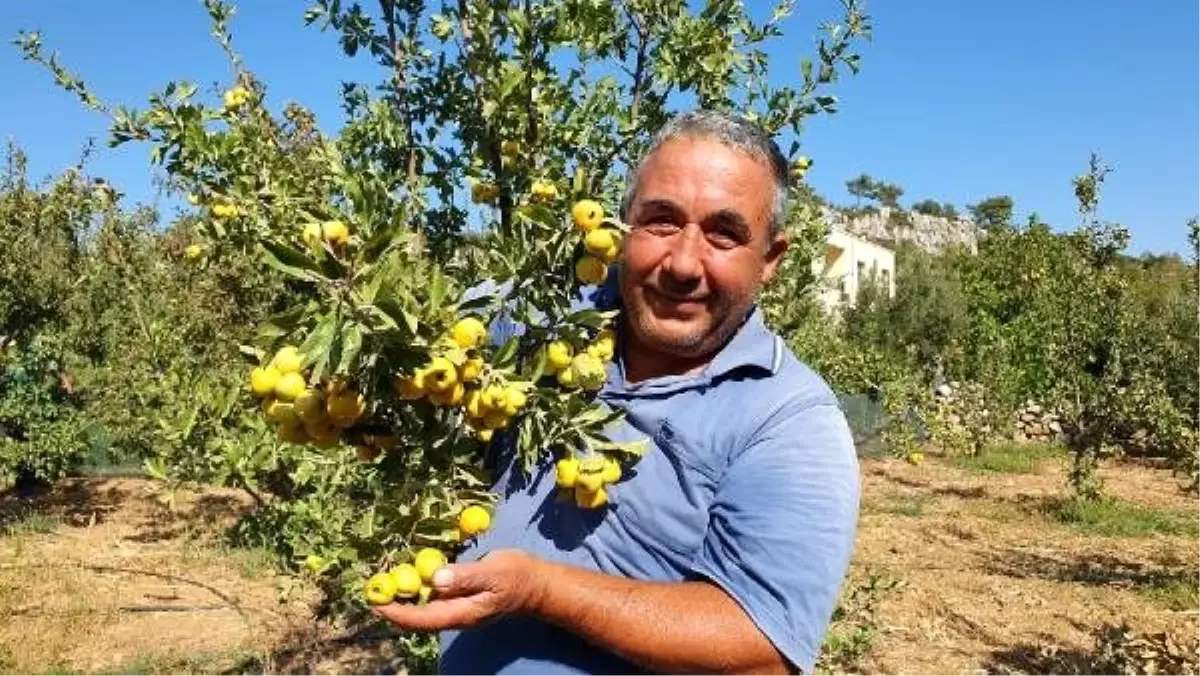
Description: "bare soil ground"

(0, 452), (1196, 675)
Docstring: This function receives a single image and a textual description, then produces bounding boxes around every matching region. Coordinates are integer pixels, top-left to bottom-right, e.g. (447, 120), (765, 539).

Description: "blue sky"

(2, 0), (1196, 254)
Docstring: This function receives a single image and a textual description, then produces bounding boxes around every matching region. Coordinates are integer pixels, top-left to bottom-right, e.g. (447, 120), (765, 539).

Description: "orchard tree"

(16, 0), (872, 631)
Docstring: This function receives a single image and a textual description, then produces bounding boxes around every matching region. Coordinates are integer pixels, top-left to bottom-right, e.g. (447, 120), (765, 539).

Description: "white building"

(812, 226), (896, 311)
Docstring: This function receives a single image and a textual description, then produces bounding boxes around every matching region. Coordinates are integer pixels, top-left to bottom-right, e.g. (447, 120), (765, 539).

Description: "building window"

(881, 268), (892, 295)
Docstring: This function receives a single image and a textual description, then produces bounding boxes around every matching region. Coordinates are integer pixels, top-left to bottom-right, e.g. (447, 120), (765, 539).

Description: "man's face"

(619, 137), (788, 359)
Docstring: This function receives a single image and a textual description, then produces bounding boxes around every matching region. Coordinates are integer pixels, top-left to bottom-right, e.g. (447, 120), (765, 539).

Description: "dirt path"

(0, 454), (1196, 675)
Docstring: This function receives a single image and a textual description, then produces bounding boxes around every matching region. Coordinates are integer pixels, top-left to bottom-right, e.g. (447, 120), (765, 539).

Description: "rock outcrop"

(823, 205), (980, 254)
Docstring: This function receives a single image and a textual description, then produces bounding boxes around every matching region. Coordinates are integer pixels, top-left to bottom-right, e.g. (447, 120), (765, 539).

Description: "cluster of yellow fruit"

(361, 505), (491, 606)
(223, 85), (250, 112)
(529, 178), (559, 204)
(555, 454), (622, 509)
(571, 199), (622, 285)
(211, 202), (240, 219)
(301, 219), (351, 249)
(249, 346), (367, 448)
(393, 318), (528, 442)
(542, 328), (614, 391)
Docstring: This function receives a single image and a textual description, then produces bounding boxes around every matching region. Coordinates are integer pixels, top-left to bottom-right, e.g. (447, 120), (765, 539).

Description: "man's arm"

(532, 555), (791, 674)
(375, 396), (859, 674)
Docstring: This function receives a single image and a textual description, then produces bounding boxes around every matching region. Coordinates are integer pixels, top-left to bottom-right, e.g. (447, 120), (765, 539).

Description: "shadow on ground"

(984, 622), (1200, 675)
(224, 623), (430, 675)
(982, 546), (1199, 590)
(0, 478), (127, 528)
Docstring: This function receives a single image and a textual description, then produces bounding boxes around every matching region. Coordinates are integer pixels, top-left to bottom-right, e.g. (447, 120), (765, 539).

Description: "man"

(376, 110), (861, 675)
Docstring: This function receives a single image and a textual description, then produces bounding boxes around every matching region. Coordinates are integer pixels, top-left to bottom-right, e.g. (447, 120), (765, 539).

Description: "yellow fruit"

(555, 457), (580, 488)
(477, 428), (494, 443)
(575, 485), (609, 509)
(458, 505), (491, 537)
(459, 358), (484, 383)
(545, 341), (574, 372)
(223, 86), (250, 111)
(304, 554), (324, 574)
(478, 384), (504, 411)
(483, 410), (510, 430)
(431, 16), (453, 41)
(304, 418), (340, 447)
(576, 468), (604, 493)
(571, 199), (604, 233)
(575, 255), (608, 285)
(571, 353), (606, 390)
(451, 317), (488, 349)
(394, 372), (426, 400)
(184, 244), (203, 263)
(277, 421), (310, 444)
(250, 366), (282, 397)
(293, 388), (325, 422)
(296, 223), (318, 249)
(906, 452), (925, 466)
(529, 179), (558, 202)
(504, 388), (527, 415)
(601, 456), (622, 484)
(418, 585), (434, 605)
(365, 572), (399, 605)
(425, 357), (459, 393)
(413, 548), (447, 583)
(471, 181), (499, 204)
(586, 332), (615, 362)
(600, 242), (621, 264)
(271, 346), (304, 374)
(583, 228), (615, 257)
(327, 390), (366, 427)
(461, 388), (482, 418)
(263, 398), (298, 425)
(501, 140), (521, 158)
(322, 220), (350, 246)
(274, 372), (307, 401)
(429, 381), (465, 407)
(211, 202), (239, 219)
(556, 366), (579, 389)
(390, 563), (423, 599)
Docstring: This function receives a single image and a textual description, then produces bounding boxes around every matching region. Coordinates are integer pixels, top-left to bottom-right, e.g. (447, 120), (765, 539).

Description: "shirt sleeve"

(688, 397), (861, 674)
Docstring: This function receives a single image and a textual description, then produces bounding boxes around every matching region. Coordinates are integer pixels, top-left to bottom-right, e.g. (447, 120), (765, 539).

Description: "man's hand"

(374, 549), (790, 674)
(371, 549), (545, 631)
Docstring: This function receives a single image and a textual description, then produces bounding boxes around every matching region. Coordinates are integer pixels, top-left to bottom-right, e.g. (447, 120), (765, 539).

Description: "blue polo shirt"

(439, 278), (860, 674)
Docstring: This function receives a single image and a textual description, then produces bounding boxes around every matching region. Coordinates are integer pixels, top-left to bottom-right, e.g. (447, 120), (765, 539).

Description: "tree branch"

(456, 0), (511, 236)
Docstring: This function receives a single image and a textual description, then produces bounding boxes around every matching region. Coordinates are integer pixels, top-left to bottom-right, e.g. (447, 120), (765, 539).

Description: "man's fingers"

(371, 597), (480, 631)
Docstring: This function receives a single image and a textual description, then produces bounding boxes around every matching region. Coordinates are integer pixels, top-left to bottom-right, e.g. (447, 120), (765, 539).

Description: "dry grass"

(0, 479), (403, 675)
(0, 451), (1196, 675)
(845, 451), (1199, 675)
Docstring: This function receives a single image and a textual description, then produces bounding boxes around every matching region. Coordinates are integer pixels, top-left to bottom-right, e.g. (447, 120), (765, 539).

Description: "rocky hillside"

(822, 205), (980, 254)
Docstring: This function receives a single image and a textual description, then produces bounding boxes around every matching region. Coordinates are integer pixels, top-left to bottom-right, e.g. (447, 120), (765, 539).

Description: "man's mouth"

(644, 285), (708, 312)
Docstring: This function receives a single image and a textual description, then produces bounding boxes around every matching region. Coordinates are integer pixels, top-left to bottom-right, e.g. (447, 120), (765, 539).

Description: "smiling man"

(375, 110), (861, 675)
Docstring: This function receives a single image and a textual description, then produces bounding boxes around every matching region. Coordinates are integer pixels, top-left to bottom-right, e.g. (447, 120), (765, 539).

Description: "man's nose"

(661, 223), (704, 283)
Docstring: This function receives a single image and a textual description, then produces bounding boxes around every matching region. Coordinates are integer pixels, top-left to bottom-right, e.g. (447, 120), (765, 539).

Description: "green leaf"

(337, 325), (364, 374)
(260, 240), (328, 283)
(492, 336), (521, 369)
(375, 299), (420, 337)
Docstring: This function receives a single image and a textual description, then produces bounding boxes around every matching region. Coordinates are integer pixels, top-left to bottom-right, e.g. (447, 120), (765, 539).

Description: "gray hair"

(620, 110), (790, 238)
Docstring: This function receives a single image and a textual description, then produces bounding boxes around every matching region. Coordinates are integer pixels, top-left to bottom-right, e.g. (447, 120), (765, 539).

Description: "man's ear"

(760, 231), (789, 284)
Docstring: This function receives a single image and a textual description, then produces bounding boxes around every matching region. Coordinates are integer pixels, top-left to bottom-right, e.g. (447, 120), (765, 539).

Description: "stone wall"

(1013, 401), (1069, 444)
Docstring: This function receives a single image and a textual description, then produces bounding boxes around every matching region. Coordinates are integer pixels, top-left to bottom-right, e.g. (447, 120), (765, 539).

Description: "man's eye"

(639, 222), (679, 236)
(706, 231), (740, 249)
